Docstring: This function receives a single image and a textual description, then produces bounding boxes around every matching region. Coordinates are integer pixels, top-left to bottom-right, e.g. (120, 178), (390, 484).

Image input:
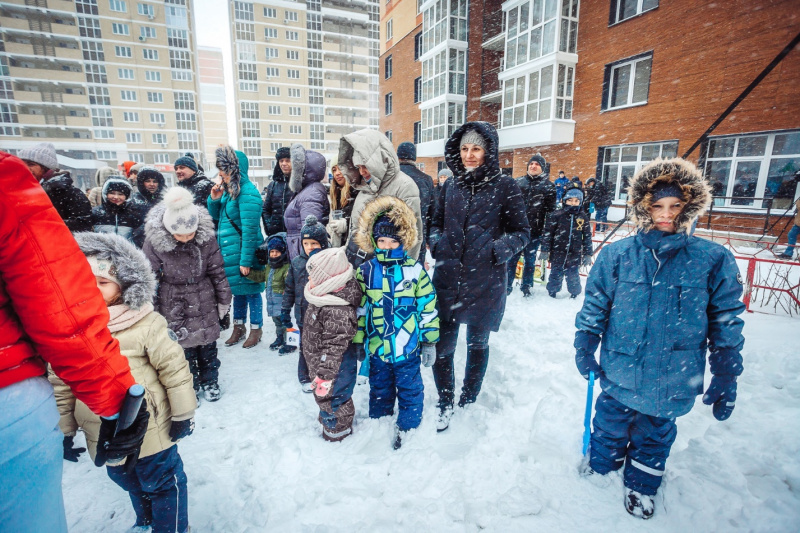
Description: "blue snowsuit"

(575, 229), (745, 494)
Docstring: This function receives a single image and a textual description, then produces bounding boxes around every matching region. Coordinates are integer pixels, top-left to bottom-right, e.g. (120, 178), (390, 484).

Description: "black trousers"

(432, 320), (491, 409)
(183, 342), (220, 388)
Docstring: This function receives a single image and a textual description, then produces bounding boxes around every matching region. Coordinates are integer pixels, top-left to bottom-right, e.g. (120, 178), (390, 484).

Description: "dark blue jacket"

(540, 207), (593, 269)
(575, 230), (745, 418)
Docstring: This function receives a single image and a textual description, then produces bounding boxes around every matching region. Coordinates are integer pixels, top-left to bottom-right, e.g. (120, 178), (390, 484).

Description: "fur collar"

(353, 195), (418, 253)
(144, 199), (216, 253)
(289, 143), (327, 193)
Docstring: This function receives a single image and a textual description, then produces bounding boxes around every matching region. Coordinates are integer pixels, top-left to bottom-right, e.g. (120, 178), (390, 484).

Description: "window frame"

(601, 51), (653, 112)
(599, 140), (679, 201)
(609, 0), (659, 26)
(385, 92), (393, 116)
(384, 54), (392, 80)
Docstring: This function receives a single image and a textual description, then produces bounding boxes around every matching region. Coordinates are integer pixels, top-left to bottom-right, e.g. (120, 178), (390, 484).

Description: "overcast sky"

(194, 0), (238, 148)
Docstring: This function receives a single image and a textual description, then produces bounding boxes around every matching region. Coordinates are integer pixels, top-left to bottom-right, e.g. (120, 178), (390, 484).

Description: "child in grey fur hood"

(143, 186), (233, 402)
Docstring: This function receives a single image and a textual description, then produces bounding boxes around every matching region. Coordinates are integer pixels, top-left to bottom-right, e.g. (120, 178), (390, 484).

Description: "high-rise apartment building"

(198, 46), (230, 158)
(229, 0), (380, 185)
(0, 0), (205, 188)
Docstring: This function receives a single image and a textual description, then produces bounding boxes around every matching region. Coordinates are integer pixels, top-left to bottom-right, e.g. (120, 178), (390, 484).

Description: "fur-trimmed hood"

(337, 129), (400, 193)
(354, 195), (418, 253)
(143, 197), (216, 253)
(135, 167), (166, 203)
(96, 166), (118, 187)
(444, 121), (502, 187)
(74, 232), (156, 310)
(289, 143), (327, 193)
(215, 146), (250, 200)
(101, 177), (133, 209)
(627, 158), (712, 234)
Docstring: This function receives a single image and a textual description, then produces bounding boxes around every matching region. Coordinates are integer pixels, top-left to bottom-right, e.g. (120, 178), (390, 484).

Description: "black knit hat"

(397, 142), (416, 161)
(104, 178), (132, 199)
(276, 147), (291, 161)
(373, 214), (401, 243)
(301, 215), (329, 249)
(528, 154), (546, 171)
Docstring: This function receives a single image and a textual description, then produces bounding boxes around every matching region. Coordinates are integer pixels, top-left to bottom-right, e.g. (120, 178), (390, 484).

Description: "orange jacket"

(0, 152), (134, 417)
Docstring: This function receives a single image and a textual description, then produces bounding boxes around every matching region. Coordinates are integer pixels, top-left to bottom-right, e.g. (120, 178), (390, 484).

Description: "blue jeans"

(547, 264), (582, 296)
(106, 445), (188, 533)
(0, 377), (68, 533)
(369, 354), (424, 431)
(506, 238), (541, 290)
(595, 206), (609, 232)
(233, 293), (263, 327)
(783, 224), (799, 257)
(590, 392), (677, 496)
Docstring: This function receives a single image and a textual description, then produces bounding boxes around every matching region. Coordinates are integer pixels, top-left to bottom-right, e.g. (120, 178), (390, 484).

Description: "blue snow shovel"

(582, 371), (595, 455)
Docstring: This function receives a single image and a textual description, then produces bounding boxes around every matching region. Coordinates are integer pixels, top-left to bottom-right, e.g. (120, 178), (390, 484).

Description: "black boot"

(432, 354), (455, 410)
(269, 336), (284, 351)
(459, 347), (490, 407)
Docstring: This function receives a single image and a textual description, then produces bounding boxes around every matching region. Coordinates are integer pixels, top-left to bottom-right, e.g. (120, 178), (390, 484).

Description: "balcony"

(482, 31), (505, 51)
(480, 90), (502, 104)
(497, 119), (574, 150)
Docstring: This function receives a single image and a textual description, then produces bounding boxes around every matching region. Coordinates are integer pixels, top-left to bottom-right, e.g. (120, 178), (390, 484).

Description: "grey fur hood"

(627, 158), (712, 234)
(289, 143), (327, 193)
(74, 232), (156, 310)
(144, 199), (216, 254)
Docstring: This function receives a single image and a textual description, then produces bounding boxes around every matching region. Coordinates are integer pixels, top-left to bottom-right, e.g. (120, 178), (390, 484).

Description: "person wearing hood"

(539, 186), (593, 298)
(175, 153), (214, 207)
(130, 167), (167, 247)
(326, 159), (360, 248)
(337, 129), (423, 267)
(248, 232), (291, 351)
(428, 122), (530, 432)
(90, 177), (144, 244)
(128, 163), (144, 188)
(435, 168), (452, 203)
(574, 158), (746, 520)
(507, 153), (557, 296)
(143, 187), (232, 402)
(261, 147), (295, 237)
(397, 142), (435, 264)
(585, 175), (612, 232)
(89, 166), (120, 207)
(18, 142), (92, 233)
(283, 144), (330, 260)
(208, 146), (265, 349)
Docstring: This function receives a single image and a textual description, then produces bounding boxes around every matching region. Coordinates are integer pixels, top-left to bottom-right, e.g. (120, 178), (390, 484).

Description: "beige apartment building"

(198, 46), (230, 158)
(229, 0), (379, 184)
(0, 0), (204, 188)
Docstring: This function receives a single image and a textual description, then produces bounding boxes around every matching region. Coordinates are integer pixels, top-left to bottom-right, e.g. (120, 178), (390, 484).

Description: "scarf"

(304, 268), (354, 307)
(107, 303), (154, 333)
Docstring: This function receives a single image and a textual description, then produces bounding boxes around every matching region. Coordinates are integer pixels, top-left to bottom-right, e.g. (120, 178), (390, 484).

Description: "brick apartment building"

(382, 0), (800, 229)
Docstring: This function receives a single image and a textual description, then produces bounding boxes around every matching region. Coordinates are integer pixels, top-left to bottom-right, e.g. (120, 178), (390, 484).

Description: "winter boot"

(436, 405), (454, 432)
(459, 347), (490, 407)
(269, 335), (284, 351)
(392, 426), (406, 450)
(548, 291), (557, 298)
(278, 344), (297, 356)
(203, 382), (221, 402)
(225, 322), (246, 346)
(242, 327), (262, 349)
(301, 381), (315, 393)
(521, 285), (532, 298)
(624, 488), (655, 520)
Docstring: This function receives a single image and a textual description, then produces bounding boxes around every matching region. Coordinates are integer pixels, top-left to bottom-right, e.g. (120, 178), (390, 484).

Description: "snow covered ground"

(62, 283), (800, 532)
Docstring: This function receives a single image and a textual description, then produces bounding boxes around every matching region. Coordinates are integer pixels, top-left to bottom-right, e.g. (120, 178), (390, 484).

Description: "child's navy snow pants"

(547, 264), (582, 296)
(589, 391), (677, 496)
(106, 445), (188, 533)
(369, 353), (424, 431)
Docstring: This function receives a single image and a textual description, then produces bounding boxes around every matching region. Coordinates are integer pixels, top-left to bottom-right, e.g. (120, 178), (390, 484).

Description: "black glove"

(169, 418), (195, 442)
(63, 435), (86, 462)
(280, 310), (293, 329)
(94, 400), (150, 468)
(219, 311), (230, 331)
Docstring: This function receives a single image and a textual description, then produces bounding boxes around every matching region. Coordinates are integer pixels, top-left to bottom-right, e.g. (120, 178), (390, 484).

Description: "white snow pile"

(62, 287), (800, 532)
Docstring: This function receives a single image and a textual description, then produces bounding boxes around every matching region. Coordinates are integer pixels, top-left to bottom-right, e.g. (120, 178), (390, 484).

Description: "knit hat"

(301, 214), (329, 249)
(528, 154), (546, 171)
(306, 247), (350, 287)
(563, 187), (584, 204)
(276, 146), (291, 161)
(438, 168), (453, 178)
(267, 234), (287, 254)
(651, 180), (686, 203)
(397, 142), (416, 161)
(104, 177), (132, 199)
(19, 142), (58, 170)
(122, 161), (136, 176)
(373, 214), (401, 243)
(162, 187), (199, 234)
(460, 129), (487, 151)
(174, 153), (198, 173)
(86, 255), (120, 286)
(129, 163), (144, 176)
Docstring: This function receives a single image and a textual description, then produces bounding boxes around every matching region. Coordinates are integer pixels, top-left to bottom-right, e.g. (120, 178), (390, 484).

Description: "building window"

(177, 132), (199, 151)
(112, 22), (129, 36)
(152, 133), (168, 144)
(386, 19), (393, 41)
(385, 92), (392, 115)
(414, 121), (421, 144)
(601, 140), (678, 201)
(264, 7), (276, 18)
(386, 130), (393, 142)
(289, 88), (301, 98)
(150, 112), (165, 124)
(82, 41), (105, 62)
(414, 76), (422, 104)
(154, 153), (170, 164)
(265, 27), (278, 39)
(240, 101), (259, 119)
(137, 2), (154, 16)
(241, 120), (260, 138)
(384, 55), (393, 79)
(504, 0), (560, 70)
(285, 11), (298, 22)
(94, 129), (114, 140)
(603, 53), (652, 111)
(140, 26), (157, 39)
(242, 140), (262, 167)
(238, 62), (257, 82)
(78, 17), (102, 38)
(142, 48), (159, 61)
(266, 67), (279, 78)
(97, 150), (117, 160)
(414, 32), (422, 61)
(421, 101), (464, 143)
(109, 0), (126, 13)
(268, 105), (281, 115)
(235, 22), (255, 41)
(286, 30), (299, 41)
(421, 48), (466, 101)
(145, 70), (161, 82)
(92, 108), (113, 127)
(287, 50), (299, 61)
(88, 86), (110, 106)
(126, 132), (142, 143)
(147, 91), (163, 103)
(174, 92), (195, 110)
(287, 69), (300, 79)
(115, 46), (132, 58)
(290, 125), (302, 134)
(120, 90), (137, 101)
(610, 0), (658, 25)
(168, 28), (189, 48)
(269, 124), (282, 134)
(269, 142), (281, 152)
(129, 153), (145, 163)
(175, 111), (196, 130)
(234, 1), (254, 21)
(267, 87), (280, 96)
(289, 106), (301, 116)
(123, 111), (139, 122)
(704, 131), (800, 209)
(265, 47), (278, 59)
(170, 50), (193, 80)
(555, 63), (575, 119)
(238, 43), (256, 62)
(165, 5), (188, 28)
(559, 0), (579, 54)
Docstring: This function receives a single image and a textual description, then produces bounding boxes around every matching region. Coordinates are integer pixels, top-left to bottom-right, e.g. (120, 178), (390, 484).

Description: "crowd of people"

(1, 120), (754, 531)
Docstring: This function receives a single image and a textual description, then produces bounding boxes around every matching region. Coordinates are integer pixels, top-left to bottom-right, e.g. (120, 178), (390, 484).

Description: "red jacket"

(0, 152), (134, 417)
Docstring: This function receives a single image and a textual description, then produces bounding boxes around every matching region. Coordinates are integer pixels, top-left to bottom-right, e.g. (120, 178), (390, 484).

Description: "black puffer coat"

(429, 121), (531, 331)
(177, 171), (214, 207)
(516, 172), (557, 239)
(41, 171), (92, 233)
(585, 178), (612, 209)
(261, 166), (294, 236)
(540, 207), (593, 269)
(400, 162), (435, 256)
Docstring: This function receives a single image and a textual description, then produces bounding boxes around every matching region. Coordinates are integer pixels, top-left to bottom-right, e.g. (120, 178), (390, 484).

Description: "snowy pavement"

(62, 285), (800, 532)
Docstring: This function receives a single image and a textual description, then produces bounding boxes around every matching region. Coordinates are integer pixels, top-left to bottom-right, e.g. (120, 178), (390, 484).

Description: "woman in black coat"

(428, 121), (530, 429)
(261, 147), (294, 237)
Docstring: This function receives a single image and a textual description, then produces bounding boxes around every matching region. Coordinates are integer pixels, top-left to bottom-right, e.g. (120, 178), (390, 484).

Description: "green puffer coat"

(207, 150), (265, 295)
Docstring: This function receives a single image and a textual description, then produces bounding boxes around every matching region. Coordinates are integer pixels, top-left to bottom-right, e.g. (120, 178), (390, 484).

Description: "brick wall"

(379, 24), (422, 151)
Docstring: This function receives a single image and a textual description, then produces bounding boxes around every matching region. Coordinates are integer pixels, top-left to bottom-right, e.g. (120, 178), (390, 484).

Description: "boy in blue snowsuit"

(574, 159), (745, 519)
(353, 196), (439, 449)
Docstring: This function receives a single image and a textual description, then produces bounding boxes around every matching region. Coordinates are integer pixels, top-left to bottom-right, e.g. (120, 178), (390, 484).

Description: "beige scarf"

(107, 303), (154, 333)
(303, 268), (354, 307)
